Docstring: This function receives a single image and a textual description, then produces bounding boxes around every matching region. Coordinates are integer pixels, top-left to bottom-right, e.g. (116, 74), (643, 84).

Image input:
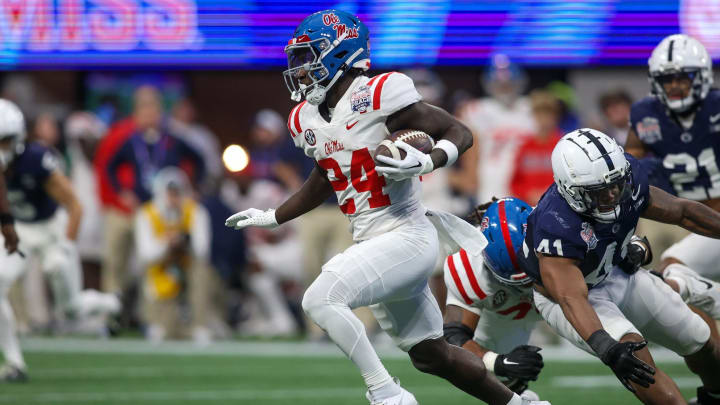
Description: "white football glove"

(225, 208), (278, 230)
(375, 140), (434, 181)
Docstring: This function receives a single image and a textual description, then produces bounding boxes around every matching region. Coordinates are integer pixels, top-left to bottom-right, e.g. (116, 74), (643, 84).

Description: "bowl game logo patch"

(637, 117), (662, 144)
(351, 86), (371, 113)
(581, 222), (598, 250)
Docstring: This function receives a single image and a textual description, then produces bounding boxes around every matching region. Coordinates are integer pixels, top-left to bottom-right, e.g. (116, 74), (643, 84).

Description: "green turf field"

(0, 339), (701, 405)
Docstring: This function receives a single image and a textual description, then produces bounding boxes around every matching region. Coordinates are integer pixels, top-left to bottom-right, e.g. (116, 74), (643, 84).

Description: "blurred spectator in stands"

(134, 167), (214, 344)
(246, 109), (302, 188)
(546, 80), (581, 134)
(227, 166), (301, 337)
(65, 112), (108, 287)
(510, 90), (563, 205)
(169, 98), (223, 195)
(598, 89), (633, 146)
(31, 112), (64, 160)
(99, 86), (205, 298)
(456, 54), (536, 203)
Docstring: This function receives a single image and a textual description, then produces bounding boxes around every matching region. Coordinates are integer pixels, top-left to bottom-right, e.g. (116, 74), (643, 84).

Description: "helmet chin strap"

(306, 46), (365, 106)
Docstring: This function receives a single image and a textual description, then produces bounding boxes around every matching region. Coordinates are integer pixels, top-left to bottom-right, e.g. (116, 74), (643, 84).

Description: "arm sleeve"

(374, 72), (422, 117)
(190, 204), (211, 262)
(134, 211), (168, 267)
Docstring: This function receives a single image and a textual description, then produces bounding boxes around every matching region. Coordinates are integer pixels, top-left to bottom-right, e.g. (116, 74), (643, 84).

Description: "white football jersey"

(444, 249), (541, 323)
(288, 72), (426, 241)
(457, 97), (535, 202)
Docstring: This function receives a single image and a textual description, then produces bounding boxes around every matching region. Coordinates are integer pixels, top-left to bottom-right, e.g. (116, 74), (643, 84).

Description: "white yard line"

(552, 375), (702, 389)
(20, 337), (686, 363)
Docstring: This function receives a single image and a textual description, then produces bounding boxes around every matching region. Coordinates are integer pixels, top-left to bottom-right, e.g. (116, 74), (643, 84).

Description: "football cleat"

(365, 378), (418, 405)
(0, 364), (28, 383)
(664, 264), (720, 319)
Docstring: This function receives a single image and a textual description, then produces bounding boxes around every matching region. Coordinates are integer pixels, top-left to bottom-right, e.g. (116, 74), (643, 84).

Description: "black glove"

(504, 378), (529, 395)
(588, 330), (656, 392)
(619, 235), (653, 275)
(493, 345), (544, 381)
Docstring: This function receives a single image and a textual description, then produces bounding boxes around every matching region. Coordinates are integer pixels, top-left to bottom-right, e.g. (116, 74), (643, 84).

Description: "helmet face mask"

(552, 128), (632, 223)
(648, 34), (713, 114)
(283, 39), (332, 104)
(568, 168), (632, 223)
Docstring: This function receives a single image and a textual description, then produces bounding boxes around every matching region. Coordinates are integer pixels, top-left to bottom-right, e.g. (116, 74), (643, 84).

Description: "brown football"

(373, 129), (435, 163)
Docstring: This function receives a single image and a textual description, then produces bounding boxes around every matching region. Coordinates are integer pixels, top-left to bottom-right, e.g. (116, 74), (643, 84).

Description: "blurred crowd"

(0, 57), (667, 345)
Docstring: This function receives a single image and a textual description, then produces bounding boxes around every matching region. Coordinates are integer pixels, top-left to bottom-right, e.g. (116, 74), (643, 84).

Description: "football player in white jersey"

(226, 9), (549, 405)
(443, 198), (543, 397)
(0, 99), (120, 382)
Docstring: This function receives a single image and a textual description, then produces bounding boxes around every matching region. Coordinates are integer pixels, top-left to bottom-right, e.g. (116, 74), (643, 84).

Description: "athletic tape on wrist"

(482, 351), (498, 373)
(586, 329), (616, 362)
(433, 139), (459, 167)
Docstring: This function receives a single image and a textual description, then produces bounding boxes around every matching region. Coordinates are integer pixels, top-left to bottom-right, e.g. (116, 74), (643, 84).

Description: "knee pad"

(302, 272), (352, 326)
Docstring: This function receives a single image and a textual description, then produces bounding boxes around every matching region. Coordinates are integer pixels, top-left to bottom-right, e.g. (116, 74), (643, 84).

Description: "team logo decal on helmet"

(283, 10), (371, 106)
(480, 198), (533, 286)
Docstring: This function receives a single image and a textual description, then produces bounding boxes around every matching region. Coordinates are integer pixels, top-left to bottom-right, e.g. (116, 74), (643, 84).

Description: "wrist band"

(0, 213), (13, 226)
(586, 329), (616, 361)
(433, 139), (459, 167)
(482, 351), (498, 372)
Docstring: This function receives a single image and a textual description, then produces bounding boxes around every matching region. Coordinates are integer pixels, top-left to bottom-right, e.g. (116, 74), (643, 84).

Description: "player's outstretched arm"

(539, 254), (655, 392)
(225, 164), (333, 230)
(623, 128), (648, 159)
(386, 101), (473, 170)
(45, 171), (82, 241)
(643, 186), (720, 237)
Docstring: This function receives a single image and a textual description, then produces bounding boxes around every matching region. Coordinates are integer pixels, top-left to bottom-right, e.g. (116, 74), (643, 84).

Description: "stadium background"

(0, 1), (718, 404)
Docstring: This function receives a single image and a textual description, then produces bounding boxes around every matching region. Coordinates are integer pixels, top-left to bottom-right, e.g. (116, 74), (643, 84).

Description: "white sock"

(506, 393), (523, 405)
(364, 367), (399, 399)
(0, 298), (26, 369)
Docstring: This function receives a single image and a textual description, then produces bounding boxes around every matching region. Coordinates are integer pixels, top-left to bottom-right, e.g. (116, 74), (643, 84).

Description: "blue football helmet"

(480, 198), (533, 286)
(283, 10), (371, 105)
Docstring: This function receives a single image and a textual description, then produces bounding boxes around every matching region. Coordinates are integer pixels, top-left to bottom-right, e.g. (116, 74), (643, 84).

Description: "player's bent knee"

(408, 338), (453, 375)
(657, 257), (684, 274)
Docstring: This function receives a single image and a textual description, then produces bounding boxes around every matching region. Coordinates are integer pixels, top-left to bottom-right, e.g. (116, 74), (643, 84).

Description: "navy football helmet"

(481, 198), (533, 286)
(283, 10), (371, 105)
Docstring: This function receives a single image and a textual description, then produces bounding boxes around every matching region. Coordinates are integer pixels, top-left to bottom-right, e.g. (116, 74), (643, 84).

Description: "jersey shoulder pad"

(22, 143), (59, 175)
(704, 88), (720, 110)
(367, 71), (421, 116)
(529, 188), (587, 259)
(630, 95), (662, 124)
(443, 249), (488, 310)
(287, 100), (310, 140)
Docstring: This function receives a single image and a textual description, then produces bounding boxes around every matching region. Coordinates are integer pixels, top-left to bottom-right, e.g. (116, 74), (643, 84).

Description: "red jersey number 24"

(317, 148), (391, 214)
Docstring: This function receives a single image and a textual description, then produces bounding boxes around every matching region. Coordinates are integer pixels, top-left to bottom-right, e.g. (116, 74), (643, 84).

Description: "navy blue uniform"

(518, 154), (650, 289)
(630, 89), (720, 201)
(4, 143), (59, 222)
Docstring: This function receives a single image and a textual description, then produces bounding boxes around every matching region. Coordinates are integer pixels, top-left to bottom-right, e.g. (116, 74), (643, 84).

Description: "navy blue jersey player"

(625, 35), (720, 289)
(519, 128), (720, 404)
(0, 99), (118, 383)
